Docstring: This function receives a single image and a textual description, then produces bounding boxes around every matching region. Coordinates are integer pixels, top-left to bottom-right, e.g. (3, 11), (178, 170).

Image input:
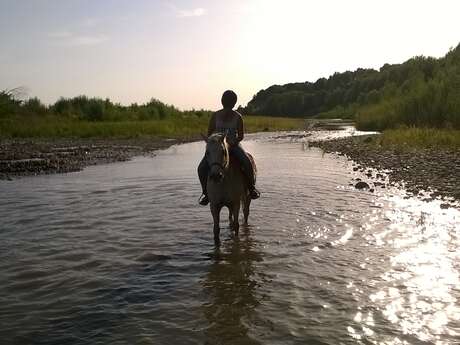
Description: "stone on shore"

(0, 138), (187, 179)
(310, 134), (460, 201)
(355, 181), (370, 189)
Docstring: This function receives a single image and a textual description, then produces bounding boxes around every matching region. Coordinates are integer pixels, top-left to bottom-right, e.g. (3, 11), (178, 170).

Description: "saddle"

(229, 150), (257, 177)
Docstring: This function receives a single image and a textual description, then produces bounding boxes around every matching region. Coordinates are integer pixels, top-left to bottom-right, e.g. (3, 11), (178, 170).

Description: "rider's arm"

(207, 112), (216, 137)
(237, 113), (244, 142)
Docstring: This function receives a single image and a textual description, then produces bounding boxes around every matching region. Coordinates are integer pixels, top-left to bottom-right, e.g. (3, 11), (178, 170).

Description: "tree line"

(2, 42), (459, 131)
(244, 43), (460, 130)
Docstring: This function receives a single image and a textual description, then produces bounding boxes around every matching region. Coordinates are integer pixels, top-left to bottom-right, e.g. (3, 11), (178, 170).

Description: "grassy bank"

(0, 115), (304, 139)
(376, 128), (460, 149)
(244, 44), (460, 154)
(0, 92), (303, 139)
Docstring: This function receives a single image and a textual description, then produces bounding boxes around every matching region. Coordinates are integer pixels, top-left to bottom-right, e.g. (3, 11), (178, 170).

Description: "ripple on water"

(0, 133), (459, 345)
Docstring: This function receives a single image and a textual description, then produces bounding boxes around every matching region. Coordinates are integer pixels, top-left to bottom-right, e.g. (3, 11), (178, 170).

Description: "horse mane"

(207, 133), (229, 168)
(208, 133), (229, 150)
(208, 133), (225, 143)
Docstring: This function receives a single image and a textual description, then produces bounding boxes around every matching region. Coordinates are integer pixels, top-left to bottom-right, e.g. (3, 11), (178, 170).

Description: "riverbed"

(1, 131), (459, 345)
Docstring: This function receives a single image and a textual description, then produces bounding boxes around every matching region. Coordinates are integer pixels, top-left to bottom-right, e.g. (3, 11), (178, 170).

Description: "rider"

(198, 90), (260, 205)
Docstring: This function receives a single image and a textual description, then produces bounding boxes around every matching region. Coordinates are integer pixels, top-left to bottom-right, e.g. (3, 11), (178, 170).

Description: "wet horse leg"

(228, 207), (234, 228)
(211, 204), (221, 246)
(243, 196), (251, 225)
(231, 201), (240, 236)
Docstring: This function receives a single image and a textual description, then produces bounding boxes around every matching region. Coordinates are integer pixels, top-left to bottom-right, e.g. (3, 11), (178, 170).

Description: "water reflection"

(352, 195), (460, 344)
(203, 227), (263, 345)
(1, 133), (459, 344)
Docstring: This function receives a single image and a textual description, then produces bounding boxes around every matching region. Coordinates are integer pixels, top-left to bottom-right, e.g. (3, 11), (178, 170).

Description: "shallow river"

(1, 131), (459, 345)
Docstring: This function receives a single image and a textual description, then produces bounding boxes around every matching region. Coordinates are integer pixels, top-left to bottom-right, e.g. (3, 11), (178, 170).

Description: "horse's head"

(205, 133), (229, 183)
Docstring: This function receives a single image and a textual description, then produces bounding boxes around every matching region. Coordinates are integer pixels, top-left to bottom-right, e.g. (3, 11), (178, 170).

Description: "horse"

(204, 133), (256, 245)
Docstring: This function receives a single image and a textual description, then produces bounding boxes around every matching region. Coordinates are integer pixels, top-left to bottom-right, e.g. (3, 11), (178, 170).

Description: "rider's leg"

(197, 156), (209, 205)
(230, 145), (260, 199)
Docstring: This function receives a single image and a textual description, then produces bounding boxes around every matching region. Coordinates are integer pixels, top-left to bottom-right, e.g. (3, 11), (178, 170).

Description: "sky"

(1, 0), (459, 110)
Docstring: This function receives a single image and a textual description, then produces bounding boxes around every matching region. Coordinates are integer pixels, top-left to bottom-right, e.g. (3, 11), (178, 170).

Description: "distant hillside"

(245, 43), (460, 130)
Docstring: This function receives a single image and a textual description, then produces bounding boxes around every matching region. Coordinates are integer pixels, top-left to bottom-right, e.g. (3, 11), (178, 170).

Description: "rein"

(207, 139), (229, 171)
(210, 161), (225, 169)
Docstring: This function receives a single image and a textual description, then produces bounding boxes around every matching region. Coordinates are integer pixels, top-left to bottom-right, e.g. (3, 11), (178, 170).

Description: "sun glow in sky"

(1, 0), (459, 110)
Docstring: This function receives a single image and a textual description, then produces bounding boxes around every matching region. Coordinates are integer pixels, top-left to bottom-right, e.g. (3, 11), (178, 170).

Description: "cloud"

(48, 31), (73, 39)
(81, 18), (99, 28)
(47, 31), (108, 46)
(177, 7), (207, 18)
(67, 34), (108, 46)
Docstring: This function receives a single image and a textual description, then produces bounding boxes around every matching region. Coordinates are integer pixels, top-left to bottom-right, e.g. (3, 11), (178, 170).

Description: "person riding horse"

(198, 90), (260, 205)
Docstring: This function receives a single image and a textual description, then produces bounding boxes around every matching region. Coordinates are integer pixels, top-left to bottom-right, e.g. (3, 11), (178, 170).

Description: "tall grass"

(0, 92), (304, 139)
(377, 127), (460, 148)
(355, 60), (460, 131)
(244, 116), (304, 132)
(0, 115), (304, 139)
(0, 116), (209, 139)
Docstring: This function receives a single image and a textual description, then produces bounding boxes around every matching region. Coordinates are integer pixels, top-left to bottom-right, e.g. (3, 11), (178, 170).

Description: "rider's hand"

(226, 136), (238, 146)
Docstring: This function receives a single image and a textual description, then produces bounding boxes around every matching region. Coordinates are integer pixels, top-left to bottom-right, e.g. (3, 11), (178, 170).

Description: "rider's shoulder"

(209, 111), (219, 121)
(214, 109), (241, 122)
(233, 110), (243, 120)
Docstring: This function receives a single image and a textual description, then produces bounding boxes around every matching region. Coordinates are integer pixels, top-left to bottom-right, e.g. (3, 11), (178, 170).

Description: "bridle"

(210, 161), (226, 170)
(207, 139), (229, 172)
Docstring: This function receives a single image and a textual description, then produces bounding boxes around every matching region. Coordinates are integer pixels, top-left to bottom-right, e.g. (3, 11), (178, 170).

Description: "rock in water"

(355, 181), (370, 190)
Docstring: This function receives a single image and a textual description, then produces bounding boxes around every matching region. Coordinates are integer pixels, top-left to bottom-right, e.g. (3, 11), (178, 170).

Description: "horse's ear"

(200, 133), (208, 143)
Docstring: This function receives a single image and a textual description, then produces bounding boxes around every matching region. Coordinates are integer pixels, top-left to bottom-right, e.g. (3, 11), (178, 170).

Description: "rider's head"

(221, 90), (237, 109)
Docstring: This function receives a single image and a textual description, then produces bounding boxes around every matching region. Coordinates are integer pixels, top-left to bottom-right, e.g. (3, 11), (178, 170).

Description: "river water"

(1, 131), (459, 345)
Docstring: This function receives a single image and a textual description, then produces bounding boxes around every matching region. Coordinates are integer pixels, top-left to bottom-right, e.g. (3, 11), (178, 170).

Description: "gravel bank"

(0, 138), (192, 180)
(3, 133), (459, 204)
(310, 134), (460, 201)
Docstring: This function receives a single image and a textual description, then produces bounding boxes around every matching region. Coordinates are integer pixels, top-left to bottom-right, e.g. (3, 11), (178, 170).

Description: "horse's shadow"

(202, 225), (263, 345)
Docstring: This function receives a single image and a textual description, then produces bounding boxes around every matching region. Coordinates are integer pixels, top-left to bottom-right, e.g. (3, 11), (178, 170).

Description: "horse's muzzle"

(210, 171), (224, 183)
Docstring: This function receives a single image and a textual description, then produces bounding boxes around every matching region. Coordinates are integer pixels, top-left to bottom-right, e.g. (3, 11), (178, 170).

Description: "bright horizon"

(1, 0), (459, 110)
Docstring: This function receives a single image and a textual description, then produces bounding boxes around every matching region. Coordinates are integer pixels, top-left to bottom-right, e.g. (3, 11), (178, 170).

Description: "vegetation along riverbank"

(246, 42), (460, 202)
(244, 43), (460, 132)
(0, 93), (303, 179)
(2, 43), (459, 200)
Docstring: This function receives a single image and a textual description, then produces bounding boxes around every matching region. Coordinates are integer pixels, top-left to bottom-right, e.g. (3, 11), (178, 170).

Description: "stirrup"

(198, 194), (209, 206)
(249, 187), (260, 200)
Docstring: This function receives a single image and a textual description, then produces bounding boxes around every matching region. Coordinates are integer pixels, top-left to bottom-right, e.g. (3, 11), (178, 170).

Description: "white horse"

(205, 133), (256, 245)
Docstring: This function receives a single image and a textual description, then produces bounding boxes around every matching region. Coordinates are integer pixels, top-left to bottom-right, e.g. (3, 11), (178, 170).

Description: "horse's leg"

(211, 204), (221, 246)
(228, 206), (234, 228)
(231, 201), (240, 236)
(243, 195), (251, 225)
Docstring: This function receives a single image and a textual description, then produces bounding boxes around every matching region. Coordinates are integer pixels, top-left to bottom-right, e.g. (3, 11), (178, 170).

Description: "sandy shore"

(310, 134), (460, 202)
(0, 137), (195, 180)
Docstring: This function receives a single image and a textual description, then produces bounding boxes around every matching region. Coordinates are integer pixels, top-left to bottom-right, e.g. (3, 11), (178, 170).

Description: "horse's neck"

(226, 156), (243, 177)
